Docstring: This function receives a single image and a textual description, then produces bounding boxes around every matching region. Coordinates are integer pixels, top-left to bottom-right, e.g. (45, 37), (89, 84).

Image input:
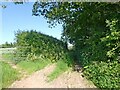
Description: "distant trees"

(0, 42), (16, 48)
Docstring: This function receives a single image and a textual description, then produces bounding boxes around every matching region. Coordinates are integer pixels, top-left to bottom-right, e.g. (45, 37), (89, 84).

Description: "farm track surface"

(0, 54), (95, 88)
(9, 63), (96, 88)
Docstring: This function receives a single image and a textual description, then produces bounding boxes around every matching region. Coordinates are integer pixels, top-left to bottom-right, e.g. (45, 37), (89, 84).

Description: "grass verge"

(47, 60), (69, 82)
(2, 53), (52, 74)
(0, 61), (20, 88)
(17, 59), (51, 74)
(2, 53), (70, 84)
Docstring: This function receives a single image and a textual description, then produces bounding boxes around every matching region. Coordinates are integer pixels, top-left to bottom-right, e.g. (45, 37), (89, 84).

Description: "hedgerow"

(14, 30), (71, 64)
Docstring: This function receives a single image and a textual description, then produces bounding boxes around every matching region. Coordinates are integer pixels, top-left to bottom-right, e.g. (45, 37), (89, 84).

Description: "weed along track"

(10, 64), (95, 88)
(1, 60), (28, 79)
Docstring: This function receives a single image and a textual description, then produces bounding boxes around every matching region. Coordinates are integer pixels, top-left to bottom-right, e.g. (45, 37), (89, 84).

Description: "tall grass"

(0, 61), (20, 88)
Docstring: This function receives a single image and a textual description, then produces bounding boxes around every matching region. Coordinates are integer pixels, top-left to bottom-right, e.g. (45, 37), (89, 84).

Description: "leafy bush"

(70, 19), (120, 67)
(101, 19), (120, 61)
(82, 20), (120, 88)
(83, 61), (120, 88)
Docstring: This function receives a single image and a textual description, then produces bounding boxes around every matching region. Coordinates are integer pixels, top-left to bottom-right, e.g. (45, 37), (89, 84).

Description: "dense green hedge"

(14, 30), (71, 64)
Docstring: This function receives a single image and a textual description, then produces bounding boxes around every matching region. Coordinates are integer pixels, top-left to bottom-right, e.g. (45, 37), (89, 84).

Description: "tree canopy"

(32, 2), (120, 65)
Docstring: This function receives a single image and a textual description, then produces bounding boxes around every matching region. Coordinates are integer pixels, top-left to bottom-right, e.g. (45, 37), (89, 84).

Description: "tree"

(32, 2), (120, 65)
